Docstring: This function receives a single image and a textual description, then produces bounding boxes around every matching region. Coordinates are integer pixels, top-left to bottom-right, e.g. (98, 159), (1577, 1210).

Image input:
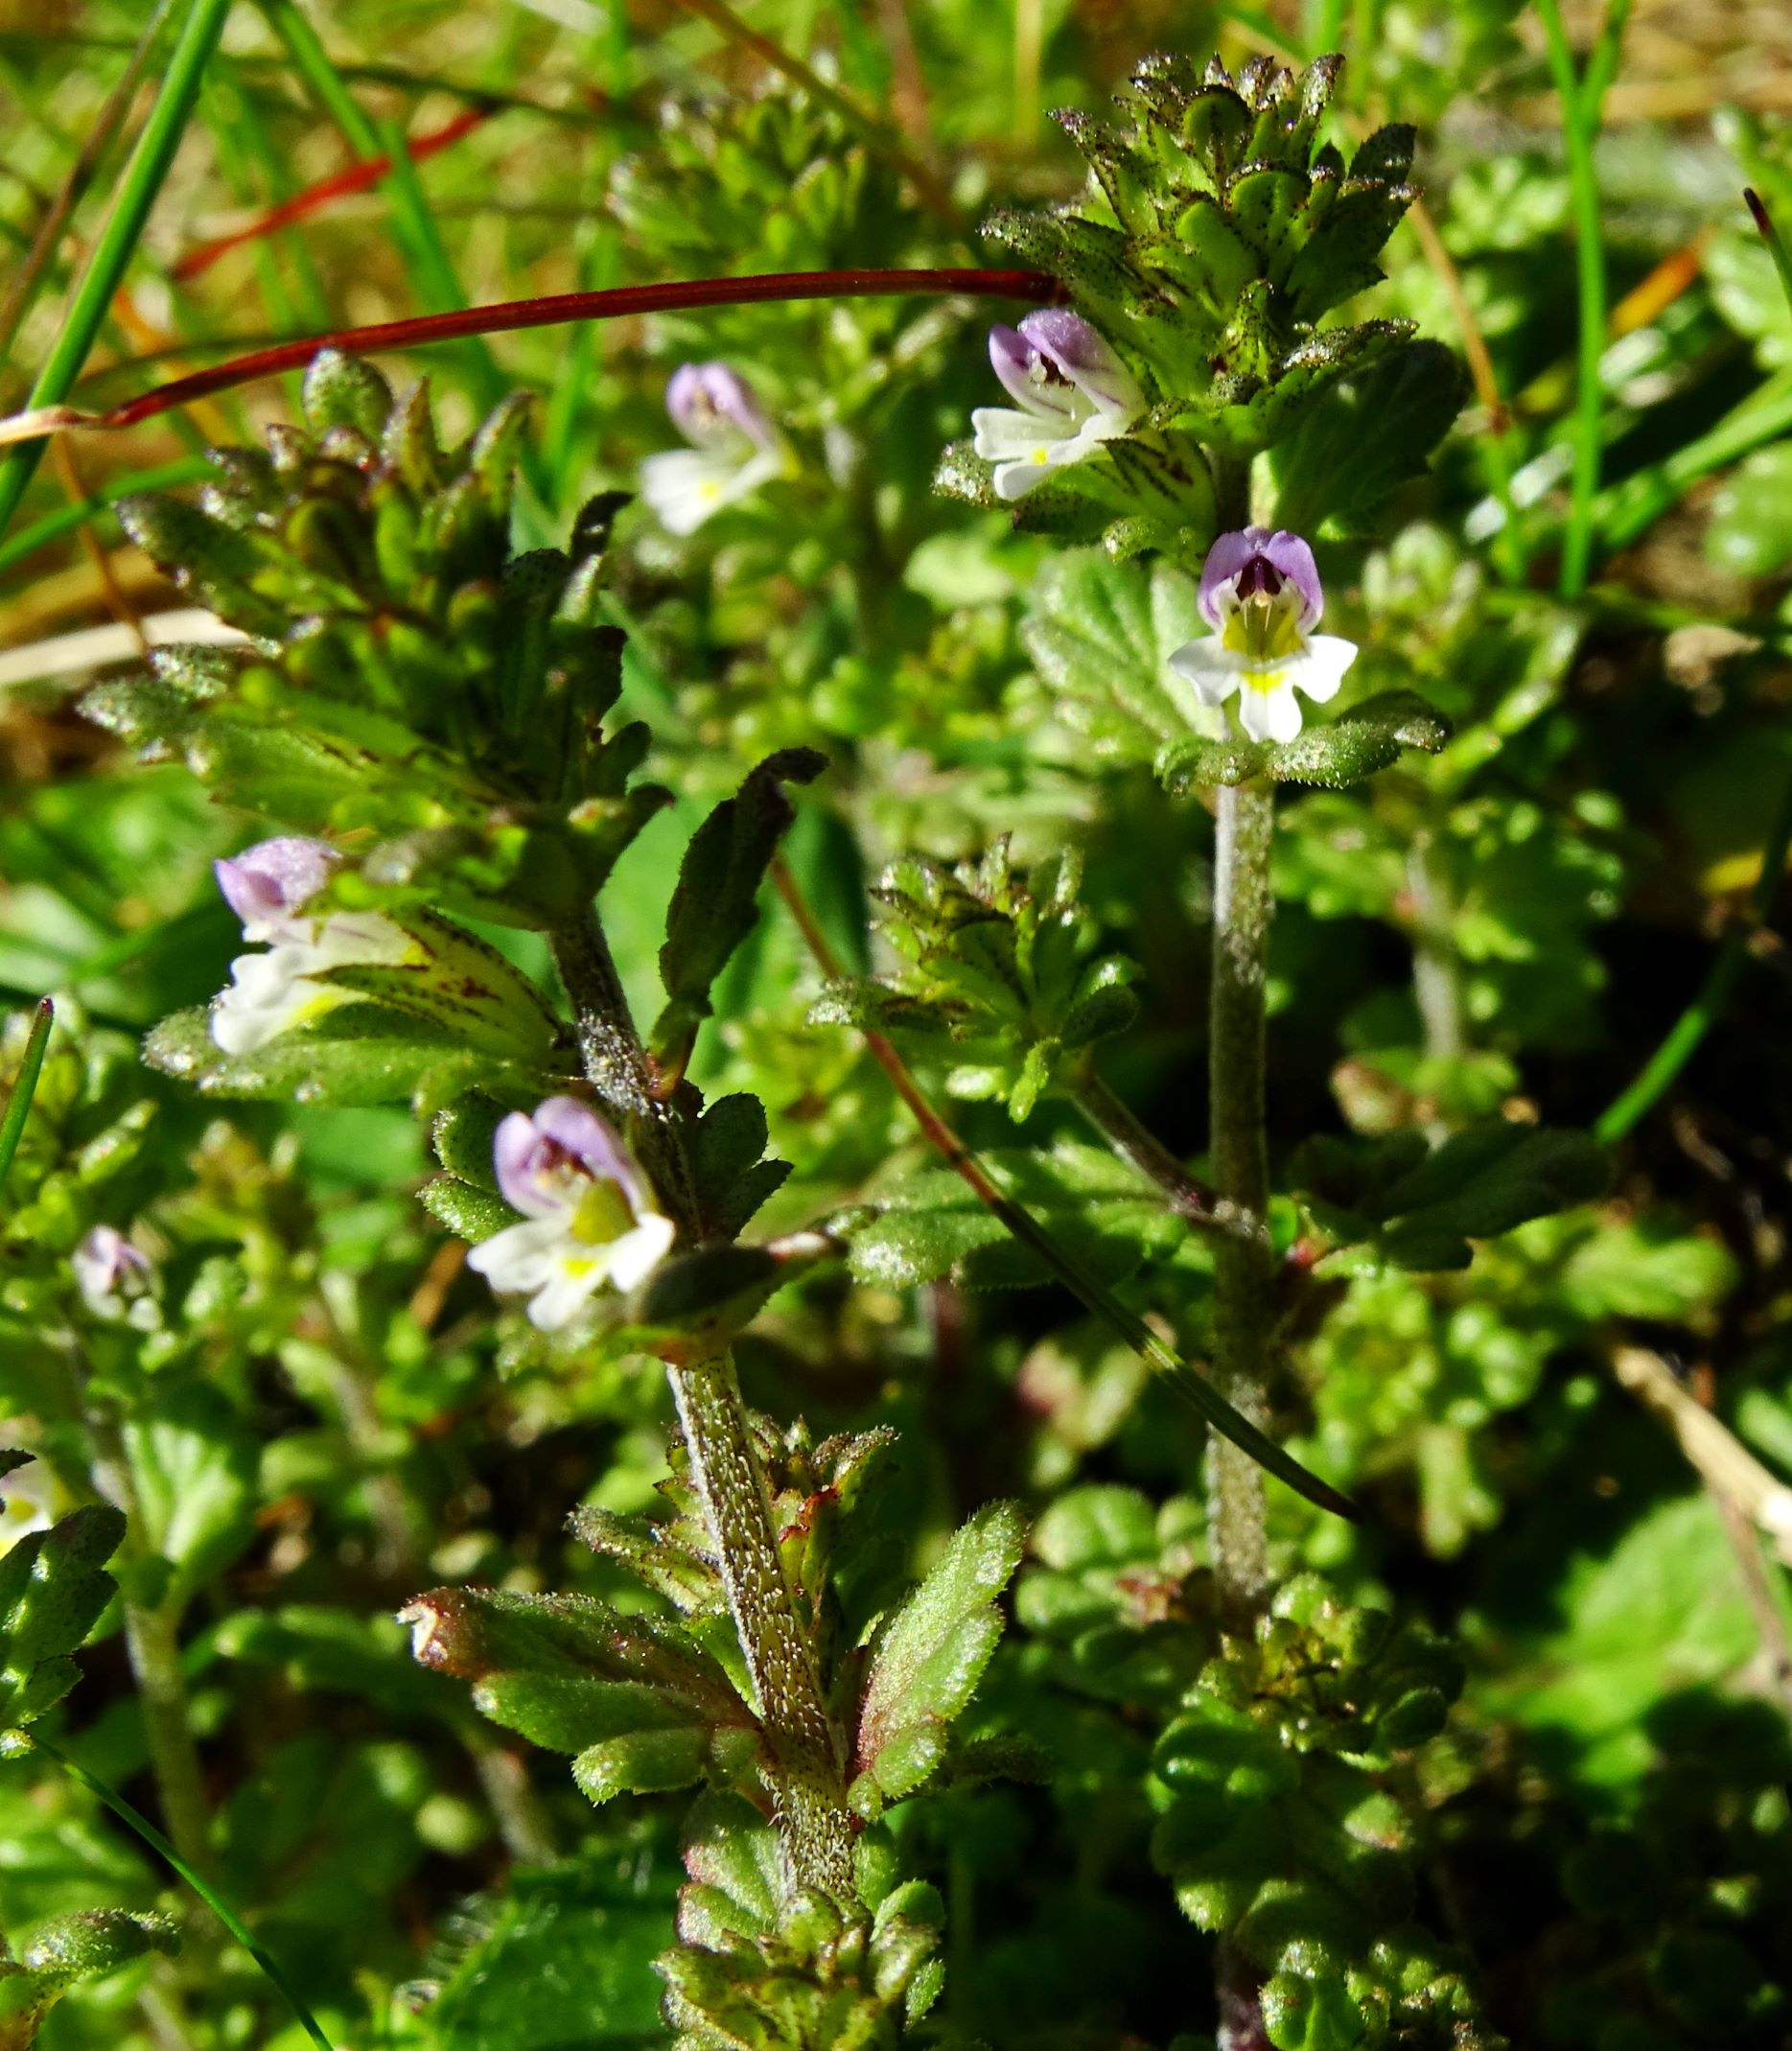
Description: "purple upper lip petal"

(214, 835), (338, 927)
(666, 361), (777, 451)
(1199, 526), (1324, 631)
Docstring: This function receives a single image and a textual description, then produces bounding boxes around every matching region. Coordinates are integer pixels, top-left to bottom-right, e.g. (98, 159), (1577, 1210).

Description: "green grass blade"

(0, 998), (53, 1198)
(1747, 187), (1792, 319)
(1597, 177), (1792, 1143)
(1597, 770), (1792, 1143)
(0, 0), (233, 547)
(31, 1734), (337, 2051)
(1535, 0), (1630, 598)
(1594, 368), (1792, 549)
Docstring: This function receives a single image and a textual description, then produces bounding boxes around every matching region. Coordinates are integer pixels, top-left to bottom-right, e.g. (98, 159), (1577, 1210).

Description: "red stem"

(171, 105), (497, 283)
(101, 268), (1061, 429)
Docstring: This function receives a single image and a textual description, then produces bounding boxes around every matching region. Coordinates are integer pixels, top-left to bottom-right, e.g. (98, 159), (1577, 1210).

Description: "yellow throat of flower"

(571, 1178), (636, 1247)
(1221, 591), (1306, 688)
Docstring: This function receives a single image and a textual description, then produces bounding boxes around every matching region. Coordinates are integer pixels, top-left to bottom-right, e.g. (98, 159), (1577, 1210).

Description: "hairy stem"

(1207, 780), (1276, 1631)
(82, 1407), (214, 1877)
(1406, 838), (1464, 1065)
(549, 913), (854, 1897)
(670, 1350), (854, 1897)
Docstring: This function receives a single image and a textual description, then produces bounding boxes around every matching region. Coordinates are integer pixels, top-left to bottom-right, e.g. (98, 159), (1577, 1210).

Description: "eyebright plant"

(0, 18), (1784, 2051)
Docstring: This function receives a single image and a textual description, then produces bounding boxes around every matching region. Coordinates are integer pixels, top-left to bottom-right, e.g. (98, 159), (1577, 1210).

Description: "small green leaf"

(0, 1909), (178, 2047)
(1158, 693), (1451, 795)
(1022, 548), (1212, 761)
(1269, 341), (1468, 538)
(855, 1502), (1026, 1801)
(0, 1505), (126, 1747)
(144, 1004), (515, 1111)
(652, 750), (827, 1071)
(124, 1385), (256, 1609)
(419, 1174), (515, 1245)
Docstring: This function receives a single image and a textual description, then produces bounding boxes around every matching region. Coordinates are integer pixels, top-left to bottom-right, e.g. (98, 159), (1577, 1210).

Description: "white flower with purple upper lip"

(1166, 526), (1359, 744)
(72, 1224), (157, 1326)
(970, 311), (1145, 501)
(211, 836), (416, 1056)
(640, 363), (794, 536)
(465, 1096), (676, 1332)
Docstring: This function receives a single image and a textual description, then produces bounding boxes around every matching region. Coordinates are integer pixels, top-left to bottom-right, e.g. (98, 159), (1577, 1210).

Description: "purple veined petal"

(531, 1094), (648, 1205)
(214, 836), (338, 931)
(1016, 309), (1143, 416)
(665, 361), (778, 454)
(493, 1097), (652, 1219)
(1199, 526), (1324, 631)
(988, 324), (1068, 413)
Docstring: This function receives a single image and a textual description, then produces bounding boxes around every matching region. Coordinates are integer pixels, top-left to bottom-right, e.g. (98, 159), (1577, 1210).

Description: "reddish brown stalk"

(43, 268), (1057, 435)
(171, 104), (497, 283)
(768, 854), (996, 1200)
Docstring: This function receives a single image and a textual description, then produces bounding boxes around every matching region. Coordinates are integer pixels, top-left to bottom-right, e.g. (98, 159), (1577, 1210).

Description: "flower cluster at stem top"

(650, 320), (1358, 742)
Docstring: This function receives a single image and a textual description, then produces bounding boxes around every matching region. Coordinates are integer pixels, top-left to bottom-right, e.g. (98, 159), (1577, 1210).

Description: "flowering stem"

(772, 858), (1357, 1519)
(669, 1349), (854, 1897)
(548, 910), (854, 1897)
(1207, 779), (1276, 1631)
(81, 1405), (215, 1879)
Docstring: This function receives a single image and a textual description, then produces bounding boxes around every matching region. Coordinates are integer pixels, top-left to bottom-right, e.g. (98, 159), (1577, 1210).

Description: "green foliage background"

(1, 2), (1791, 2048)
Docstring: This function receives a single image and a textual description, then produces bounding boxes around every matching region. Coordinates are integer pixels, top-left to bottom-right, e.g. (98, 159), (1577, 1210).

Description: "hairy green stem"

(670, 1349), (854, 1898)
(550, 914), (854, 1897)
(82, 1406), (214, 1879)
(1406, 838), (1464, 1064)
(1207, 781), (1276, 1631)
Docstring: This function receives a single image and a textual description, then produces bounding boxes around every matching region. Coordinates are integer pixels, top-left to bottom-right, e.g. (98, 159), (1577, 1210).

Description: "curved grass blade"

(0, 998), (53, 1199)
(1597, 186), (1792, 1142)
(0, 268), (1059, 444)
(0, 0), (179, 363)
(31, 1734), (336, 2051)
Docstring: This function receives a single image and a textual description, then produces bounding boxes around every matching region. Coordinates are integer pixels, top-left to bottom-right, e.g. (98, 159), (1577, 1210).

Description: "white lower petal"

(466, 1214), (576, 1294)
(211, 948), (354, 1054)
(640, 449), (761, 536)
(1290, 634), (1358, 705)
(525, 1261), (610, 1332)
(1237, 677), (1305, 744)
(1166, 639), (1245, 707)
(972, 407), (1071, 465)
(606, 1212), (677, 1293)
(994, 457), (1067, 501)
